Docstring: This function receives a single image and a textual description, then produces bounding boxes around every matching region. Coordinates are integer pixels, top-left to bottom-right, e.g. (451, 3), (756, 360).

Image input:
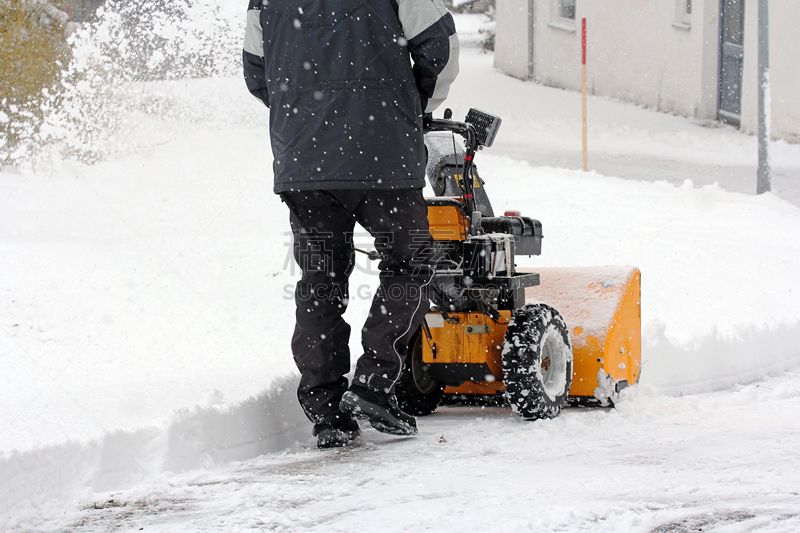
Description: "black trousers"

(281, 189), (434, 425)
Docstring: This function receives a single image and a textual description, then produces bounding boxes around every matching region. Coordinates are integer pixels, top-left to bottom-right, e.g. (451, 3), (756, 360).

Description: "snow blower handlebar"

(423, 116), (480, 220)
(424, 108), (503, 227)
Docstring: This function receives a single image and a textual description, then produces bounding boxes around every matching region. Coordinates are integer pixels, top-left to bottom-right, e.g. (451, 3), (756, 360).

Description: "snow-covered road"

(451, 17), (800, 208)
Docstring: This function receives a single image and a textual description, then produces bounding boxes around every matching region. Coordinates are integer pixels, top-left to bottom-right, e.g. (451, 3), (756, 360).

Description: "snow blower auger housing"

(393, 109), (642, 420)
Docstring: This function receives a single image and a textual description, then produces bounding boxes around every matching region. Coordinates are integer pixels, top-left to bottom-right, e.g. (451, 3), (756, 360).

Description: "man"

(243, 0), (459, 447)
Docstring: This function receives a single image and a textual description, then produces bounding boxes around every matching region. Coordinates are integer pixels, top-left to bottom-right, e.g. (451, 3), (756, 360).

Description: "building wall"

(494, 0), (530, 79)
(493, 0), (800, 142)
(528, 0), (720, 119)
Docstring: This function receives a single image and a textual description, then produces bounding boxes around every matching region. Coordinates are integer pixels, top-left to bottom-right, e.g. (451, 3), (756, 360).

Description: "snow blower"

(393, 109), (641, 420)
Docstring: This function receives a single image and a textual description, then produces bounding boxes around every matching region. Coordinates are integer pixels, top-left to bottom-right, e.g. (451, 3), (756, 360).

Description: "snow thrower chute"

(392, 109), (642, 420)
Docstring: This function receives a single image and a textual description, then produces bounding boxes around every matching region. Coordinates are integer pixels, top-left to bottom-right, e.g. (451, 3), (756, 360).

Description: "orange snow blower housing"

(524, 267), (641, 399)
(393, 110), (641, 420)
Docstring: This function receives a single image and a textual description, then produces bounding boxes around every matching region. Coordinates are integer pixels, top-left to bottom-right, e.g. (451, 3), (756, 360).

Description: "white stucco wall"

(698, 0), (721, 120)
(740, 1), (800, 142)
(528, 0), (720, 119)
(494, 0), (530, 79)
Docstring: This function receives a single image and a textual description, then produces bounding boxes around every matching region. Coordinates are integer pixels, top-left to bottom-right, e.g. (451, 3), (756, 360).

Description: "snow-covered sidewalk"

(2, 15), (800, 531)
(12, 370), (800, 532)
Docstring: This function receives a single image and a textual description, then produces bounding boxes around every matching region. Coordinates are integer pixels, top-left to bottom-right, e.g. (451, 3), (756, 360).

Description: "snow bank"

(480, 157), (800, 392)
(643, 322), (800, 395)
(0, 376), (308, 530)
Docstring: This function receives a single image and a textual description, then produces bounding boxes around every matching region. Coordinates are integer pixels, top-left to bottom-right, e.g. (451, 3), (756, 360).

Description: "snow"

(523, 266), (638, 348)
(7, 373), (800, 532)
(2, 13), (800, 532)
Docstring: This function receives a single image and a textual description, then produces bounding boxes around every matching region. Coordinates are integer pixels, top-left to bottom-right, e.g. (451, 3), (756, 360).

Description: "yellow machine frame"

(424, 201), (641, 399)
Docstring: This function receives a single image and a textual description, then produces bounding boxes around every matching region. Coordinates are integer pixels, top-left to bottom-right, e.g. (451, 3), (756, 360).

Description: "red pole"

(582, 18), (587, 66)
(581, 18), (588, 172)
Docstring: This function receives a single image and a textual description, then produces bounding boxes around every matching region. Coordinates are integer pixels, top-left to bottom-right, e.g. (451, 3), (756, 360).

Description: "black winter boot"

(313, 417), (361, 448)
(340, 385), (418, 436)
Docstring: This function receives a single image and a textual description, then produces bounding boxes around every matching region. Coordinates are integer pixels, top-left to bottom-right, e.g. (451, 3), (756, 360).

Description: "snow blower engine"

(393, 108), (642, 420)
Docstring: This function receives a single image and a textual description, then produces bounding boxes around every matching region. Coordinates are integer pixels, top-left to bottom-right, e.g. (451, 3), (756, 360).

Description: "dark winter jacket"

(243, 0), (459, 193)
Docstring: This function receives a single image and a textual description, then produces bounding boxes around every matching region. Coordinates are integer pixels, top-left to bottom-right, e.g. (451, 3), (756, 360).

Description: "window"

(675, 0), (692, 28)
(558, 0), (576, 20)
(549, 0), (576, 32)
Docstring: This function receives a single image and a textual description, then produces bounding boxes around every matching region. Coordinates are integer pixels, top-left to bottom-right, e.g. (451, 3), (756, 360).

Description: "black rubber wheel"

(394, 330), (445, 416)
(502, 304), (573, 420)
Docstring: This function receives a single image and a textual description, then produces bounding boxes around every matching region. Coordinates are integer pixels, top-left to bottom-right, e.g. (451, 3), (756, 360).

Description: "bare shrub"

(0, 0), (71, 166)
